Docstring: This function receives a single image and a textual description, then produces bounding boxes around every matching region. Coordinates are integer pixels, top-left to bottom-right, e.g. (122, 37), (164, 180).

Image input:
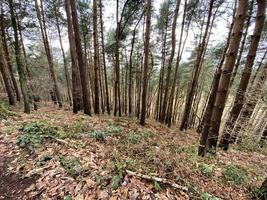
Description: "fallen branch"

(125, 170), (188, 192)
(54, 138), (69, 145)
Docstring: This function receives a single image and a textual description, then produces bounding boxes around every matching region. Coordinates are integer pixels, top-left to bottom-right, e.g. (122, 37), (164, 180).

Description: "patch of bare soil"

(0, 140), (37, 200)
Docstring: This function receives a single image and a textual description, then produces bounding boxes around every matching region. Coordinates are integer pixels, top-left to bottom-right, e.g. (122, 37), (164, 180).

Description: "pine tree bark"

(206, 0), (249, 150)
(69, 0), (91, 115)
(0, 9), (20, 102)
(231, 62), (267, 143)
(8, 0), (30, 113)
(160, 0), (180, 122)
(93, 0), (100, 114)
(229, 0), (254, 88)
(0, 35), (16, 105)
(35, 0), (62, 108)
(140, 0), (152, 125)
(219, 0), (266, 150)
(129, 12), (144, 115)
(180, 0), (215, 131)
(65, 0), (81, 113)
(198, 1), (237, 156)
(166, 0), (187, 126)
(54, 5), (72, 106)
(99, 0), (110, 115)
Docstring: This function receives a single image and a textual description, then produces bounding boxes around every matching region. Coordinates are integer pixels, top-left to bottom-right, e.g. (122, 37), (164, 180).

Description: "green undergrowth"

(0, 101), (16, 120)
(17, 121), (63, 153)
(58, 155), (86, 177)
(87, 125), (121, 142)
(222, 164), (248, 185)
(234, 138), (267, 154)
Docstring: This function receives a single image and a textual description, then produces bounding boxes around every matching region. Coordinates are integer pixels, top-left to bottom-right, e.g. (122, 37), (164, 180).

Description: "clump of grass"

(17, 121), (62, 153)
(222, 164), (248, 185)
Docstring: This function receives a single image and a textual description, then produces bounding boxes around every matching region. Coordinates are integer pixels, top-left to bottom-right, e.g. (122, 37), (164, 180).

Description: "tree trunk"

(93, 0), (100, 114)
(69, 0), (91, 115)
(180, 0), (214, 131)
(231, 62), (267, 143)
(65, 0), (81, 113)
(160, 0), (180, 122)
(0, 36), (16, 105)
(129, 12), (144, 115)
(35, 0), (62, 108)
(99, 0), (110, 115)
(166, 0), (187, 127)
(0, 9), (20, 102)
(206, 0), (249, 150)
(198, 1), (237, 156)
(140, 0), (152, 125)
(229, 0), (254, 88)
(55, 7), (72, 106)
(8, 0), (30, 113)
(219, 0), (266, 150)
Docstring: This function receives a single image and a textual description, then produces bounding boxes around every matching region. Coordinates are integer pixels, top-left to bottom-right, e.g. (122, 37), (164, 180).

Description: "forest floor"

(0, 101), (266, 200)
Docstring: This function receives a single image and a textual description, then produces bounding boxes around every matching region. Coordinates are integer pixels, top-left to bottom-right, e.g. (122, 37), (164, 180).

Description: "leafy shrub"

(223, 165), (247, 185)
(58, 155), (85, 177)
(17, 121), (60, 153)
(198, 163), (214, 177)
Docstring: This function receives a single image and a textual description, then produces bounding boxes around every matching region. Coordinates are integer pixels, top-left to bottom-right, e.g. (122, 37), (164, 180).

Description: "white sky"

(49, 0), (231, 63)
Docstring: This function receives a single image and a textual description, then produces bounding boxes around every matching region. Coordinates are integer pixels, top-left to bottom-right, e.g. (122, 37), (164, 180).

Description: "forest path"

(0, 140), (37, 200)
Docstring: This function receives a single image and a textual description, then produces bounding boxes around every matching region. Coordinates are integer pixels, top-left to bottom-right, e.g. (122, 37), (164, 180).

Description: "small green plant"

(198, 163), (214, 177)
(200, 192), (219, 200)
(88, 130), (105, 142)
(142, 130), (154, 139)
(63, 122), (83, 139)
(17, 121), (60, 153)
(223, 165), (247, 185)
(251, 187), (267, 199)
(105, 125), (121, 136)
(36, 154), (52, 166)
(153, 181), (162, 191)
(58, 155), (84, 177)
(64, 195), (73, 200)
(111, 172), (123, 190)
(126, 131), (141, 144)
(0, 101), (15, 119)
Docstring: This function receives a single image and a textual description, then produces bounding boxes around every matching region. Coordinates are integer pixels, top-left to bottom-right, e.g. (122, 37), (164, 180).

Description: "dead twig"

(125, 170), (188, 192)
